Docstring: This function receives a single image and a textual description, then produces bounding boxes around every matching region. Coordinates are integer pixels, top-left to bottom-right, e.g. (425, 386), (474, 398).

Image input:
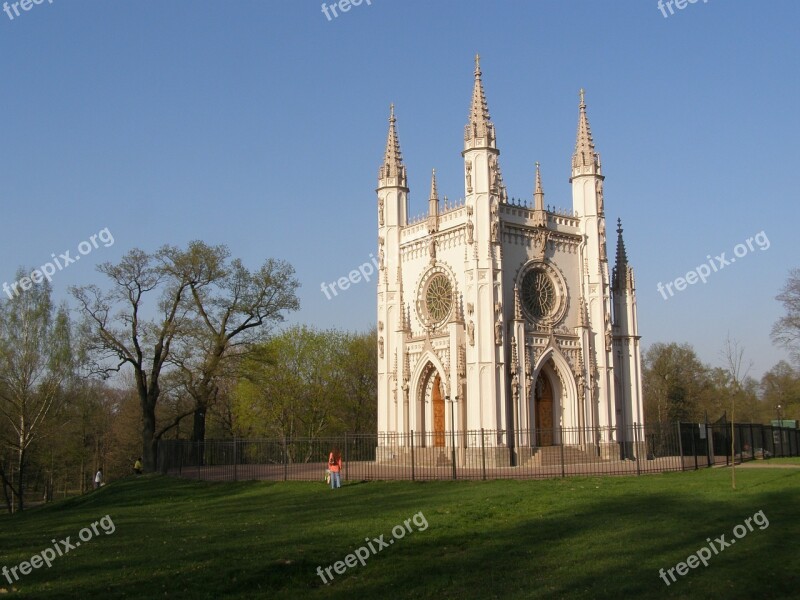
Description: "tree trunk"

(142, 399), (158, 472)
(16, 446), (25, 513)
(191, 406), (207, 465)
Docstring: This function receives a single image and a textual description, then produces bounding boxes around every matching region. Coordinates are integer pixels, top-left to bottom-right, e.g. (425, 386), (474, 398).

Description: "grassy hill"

(1, 467), (798, 599)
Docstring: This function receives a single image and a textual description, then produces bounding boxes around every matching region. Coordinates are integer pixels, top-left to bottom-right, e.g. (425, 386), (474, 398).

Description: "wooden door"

(433, 374), (445, 447)
(536, 375), (554, 446)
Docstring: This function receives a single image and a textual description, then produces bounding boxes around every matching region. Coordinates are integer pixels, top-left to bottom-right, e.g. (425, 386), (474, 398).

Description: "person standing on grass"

(133, 457), (143, 475)
(94, 469), (103, 489)
(328, 447), (342, 489)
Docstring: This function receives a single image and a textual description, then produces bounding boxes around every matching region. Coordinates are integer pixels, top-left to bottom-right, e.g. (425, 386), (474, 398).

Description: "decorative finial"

(475, 54), (481, 75)
(617, 217), (623, 234)
(389, 103), (395, 122)
(579, 88), (585, 107)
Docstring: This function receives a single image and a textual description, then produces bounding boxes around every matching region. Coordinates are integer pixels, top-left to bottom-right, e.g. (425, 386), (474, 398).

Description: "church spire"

(532, 162), (547, 227)
(464, 54), (496, 150)
(613, 218), (634, 291)
(429, 168), (438, 202)
(428, 169), (439, 216)
(379, 104), (407, 187)
(534, 162), (544, 210)
(571, 89), (601, 174)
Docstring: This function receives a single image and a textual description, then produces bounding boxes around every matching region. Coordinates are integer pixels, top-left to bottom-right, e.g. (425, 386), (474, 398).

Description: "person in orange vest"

(328, 447), (342, 489)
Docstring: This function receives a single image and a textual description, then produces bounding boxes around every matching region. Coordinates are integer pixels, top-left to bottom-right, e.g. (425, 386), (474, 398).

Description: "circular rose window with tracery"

(424, 273), (453, 325)
(519, 263), (567, 326)
(522, 270), (556, 319)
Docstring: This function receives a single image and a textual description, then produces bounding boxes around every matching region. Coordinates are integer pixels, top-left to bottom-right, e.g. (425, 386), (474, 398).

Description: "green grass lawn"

(1, 468), (798, 599)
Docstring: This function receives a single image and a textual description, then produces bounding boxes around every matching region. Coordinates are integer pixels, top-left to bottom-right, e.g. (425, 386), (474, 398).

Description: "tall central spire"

(572, 89), (601, 173)
(379, 103), (406, 187)
(464, 54), (496, 150)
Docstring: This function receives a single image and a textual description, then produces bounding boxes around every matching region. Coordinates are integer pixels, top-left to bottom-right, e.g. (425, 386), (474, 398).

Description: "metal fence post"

(560, 426), (565, 478)
(676, 423), (685, 472)
(283, 437), (288, 482)
(634, 423), (640, 476)
(196, 441), (201, 480)
(690, 426), (697, 470)
(344, 433), (348, 483)
(410, 431), (415, 482)
(481, 428), (486, 481)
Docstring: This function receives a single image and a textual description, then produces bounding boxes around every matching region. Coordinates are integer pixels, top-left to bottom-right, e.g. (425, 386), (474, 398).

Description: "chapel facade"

(376, 57), (644, 463)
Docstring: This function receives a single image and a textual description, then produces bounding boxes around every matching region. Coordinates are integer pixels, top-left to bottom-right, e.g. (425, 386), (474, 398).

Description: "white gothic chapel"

(376, 57), (644, 464)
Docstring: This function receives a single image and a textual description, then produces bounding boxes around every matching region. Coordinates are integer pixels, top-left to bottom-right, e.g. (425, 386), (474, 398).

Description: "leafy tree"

(642, 342), (712, 423)
(761, 360), (800, 422)
(337, 329), (378, 435)
(0, 275), (72, 512)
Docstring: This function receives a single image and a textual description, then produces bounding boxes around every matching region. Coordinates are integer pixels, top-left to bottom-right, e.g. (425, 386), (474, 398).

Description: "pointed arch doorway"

(419, 363), (446, 447)
(534, 373), (554, 446)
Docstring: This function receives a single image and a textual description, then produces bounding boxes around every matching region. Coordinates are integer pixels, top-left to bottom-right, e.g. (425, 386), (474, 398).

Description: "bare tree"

(71, 248), (197, 472)
(720, 335), (752, 490)
(772, 268), (800, 366)
(165, 242), (299, 446)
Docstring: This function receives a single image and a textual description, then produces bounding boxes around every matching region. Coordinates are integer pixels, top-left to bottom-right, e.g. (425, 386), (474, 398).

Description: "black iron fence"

(157, 422), (800, 483)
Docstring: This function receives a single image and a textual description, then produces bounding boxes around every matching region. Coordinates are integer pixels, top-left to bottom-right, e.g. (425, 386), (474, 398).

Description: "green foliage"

(231, 326), (377, 441)
(761, 361), (800, 422)
(0, 274), (73, 511)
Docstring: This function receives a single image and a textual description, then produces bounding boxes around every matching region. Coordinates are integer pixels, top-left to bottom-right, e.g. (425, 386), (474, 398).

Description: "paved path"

(737, 461), (800, 469)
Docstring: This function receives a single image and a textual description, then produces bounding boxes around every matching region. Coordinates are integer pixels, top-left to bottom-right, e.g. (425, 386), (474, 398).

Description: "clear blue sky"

(1, 0), (797, 379)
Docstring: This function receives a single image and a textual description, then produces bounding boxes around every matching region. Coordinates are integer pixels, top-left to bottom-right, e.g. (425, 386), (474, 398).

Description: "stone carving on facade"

(465, 160), (473, 193)
(429, 237), (436, 263)
(467, 320), (475, 346)
(489, 155), (498, 193)
(467, 302), (474, 315)
(525, 347), (533, 394)
(532, 228), (548, 260)
(599, 218), (606, 261)
(379, 336), (384, 358)
(378, 236), (385, 270)
(490, 202), (499, 243)
(378, 320), (384, 332)
(596, 178), (604, 214)
(494, 300), (503, 346)
(378, 197), (384, 226)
